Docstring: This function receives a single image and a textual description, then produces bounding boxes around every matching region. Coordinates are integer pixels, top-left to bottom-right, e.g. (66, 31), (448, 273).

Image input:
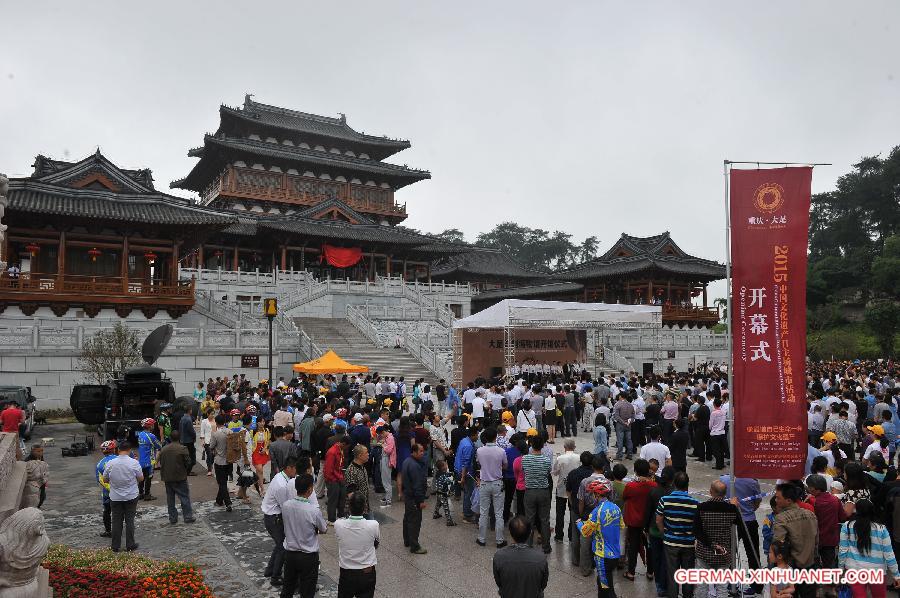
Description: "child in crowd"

(432, 460), (456, 526)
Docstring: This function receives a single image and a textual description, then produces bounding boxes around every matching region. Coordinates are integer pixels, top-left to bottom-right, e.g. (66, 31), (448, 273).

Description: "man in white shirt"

(551, 439), (581, 542)
(639, 427), (672, 468)
(102, 442), (144, 552)
(281, 473), (327, 598)
(261, 458), (299, 587)
(462, 383), (477, 407)
(335, 493), (380, 598)
(471, 391), (488, 425)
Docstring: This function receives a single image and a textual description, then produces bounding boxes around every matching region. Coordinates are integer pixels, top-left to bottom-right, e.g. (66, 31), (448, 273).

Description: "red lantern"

(25, 243), (40, 257)
(87, 247), (102, 262)
(144, 250), (157, 263)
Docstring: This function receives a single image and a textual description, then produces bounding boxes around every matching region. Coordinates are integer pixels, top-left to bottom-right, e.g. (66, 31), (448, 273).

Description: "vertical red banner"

(730, 167), (811, 479)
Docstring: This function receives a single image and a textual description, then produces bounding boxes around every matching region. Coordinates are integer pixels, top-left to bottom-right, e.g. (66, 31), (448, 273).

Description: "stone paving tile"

(37, 422), (773, 597)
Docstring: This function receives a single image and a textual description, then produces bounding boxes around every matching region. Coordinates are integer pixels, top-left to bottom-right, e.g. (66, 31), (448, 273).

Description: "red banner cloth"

(730, 167), (811, 479)
(322, 244), (362, 268)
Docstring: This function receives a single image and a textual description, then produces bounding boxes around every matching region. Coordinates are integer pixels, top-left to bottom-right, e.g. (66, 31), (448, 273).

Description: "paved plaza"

(39, 422), (773, 597)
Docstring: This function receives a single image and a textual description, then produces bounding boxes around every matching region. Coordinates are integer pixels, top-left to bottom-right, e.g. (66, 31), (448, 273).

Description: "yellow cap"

(867, 425), (885, 436)
(821, 431), (837, 442)
(526, 427), (539, 437)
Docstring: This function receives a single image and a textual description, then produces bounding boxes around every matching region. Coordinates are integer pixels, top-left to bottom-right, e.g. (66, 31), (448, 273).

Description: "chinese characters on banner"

(730, 167), (812, 479)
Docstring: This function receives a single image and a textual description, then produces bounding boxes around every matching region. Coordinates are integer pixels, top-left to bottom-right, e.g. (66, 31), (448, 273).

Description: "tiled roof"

(257, 218), (432, 245)
(558, 232), (726, 281)
(6, 181), (237, 226)
(293, 198), (375, 224)
(430, 248), (547, 279)
(221, 96), (411, 157)
(173, 135), (430, 192)
(472, 282), (584, 302)
(31, 151), (156, 192)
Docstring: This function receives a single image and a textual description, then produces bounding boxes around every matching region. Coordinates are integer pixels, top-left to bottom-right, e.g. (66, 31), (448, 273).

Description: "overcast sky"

(2, 2), (899, 300)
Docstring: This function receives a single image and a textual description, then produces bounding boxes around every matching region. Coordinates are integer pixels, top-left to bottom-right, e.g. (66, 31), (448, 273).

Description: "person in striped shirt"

(521, 435), (553, 554)
(655, 471), (699, 598)
(838, 499), (900, 598)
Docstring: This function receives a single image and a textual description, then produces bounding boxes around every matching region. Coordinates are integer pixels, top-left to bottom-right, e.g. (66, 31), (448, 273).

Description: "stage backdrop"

(730, 166), (811, 479)
(460, 328), (586, 383)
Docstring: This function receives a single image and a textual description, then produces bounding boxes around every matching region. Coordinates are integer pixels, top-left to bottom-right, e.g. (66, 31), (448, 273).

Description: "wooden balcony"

(662, 305), (720, 327)
(0, 273), (195, 319)
(201, 165), (406, 220)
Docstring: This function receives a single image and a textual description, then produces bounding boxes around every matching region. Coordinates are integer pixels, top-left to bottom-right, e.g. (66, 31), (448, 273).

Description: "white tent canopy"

(453, 299), (661, 329)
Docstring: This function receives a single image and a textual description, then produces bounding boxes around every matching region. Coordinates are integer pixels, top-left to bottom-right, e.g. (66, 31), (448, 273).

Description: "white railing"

(194, 289), (264, 329)
(346, 305), (382, 346)
(403, 329), (452, 381)
(180, 267), (312, 286)
(601, 346), (636, 373)
(375, 274), (474, 296)
(601, 331), (728, 350)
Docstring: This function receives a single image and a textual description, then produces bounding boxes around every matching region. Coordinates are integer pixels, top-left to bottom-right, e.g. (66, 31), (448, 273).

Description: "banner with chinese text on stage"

(730, 167), (812, 479)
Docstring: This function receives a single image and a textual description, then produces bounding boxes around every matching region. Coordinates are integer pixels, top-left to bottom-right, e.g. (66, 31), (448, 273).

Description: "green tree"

(864, 300), (899, 358)
(808, 146), (900, 307)
(579, 236), (599, 262)
(431, 228), (466, 243)
(78, 322), (142, 383)
(871, 234), (900, 297)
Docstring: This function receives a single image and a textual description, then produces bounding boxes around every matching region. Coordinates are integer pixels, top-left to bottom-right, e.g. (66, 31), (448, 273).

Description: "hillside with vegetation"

(806, 145), (900, 359)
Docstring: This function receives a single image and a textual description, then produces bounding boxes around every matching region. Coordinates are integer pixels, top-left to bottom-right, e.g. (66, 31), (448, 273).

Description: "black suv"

(70, 366), (175, 443)
(0, 386), (37, 439)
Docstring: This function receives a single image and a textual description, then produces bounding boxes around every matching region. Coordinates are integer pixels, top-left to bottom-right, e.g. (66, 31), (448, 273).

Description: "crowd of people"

(83, 359), (900, 598)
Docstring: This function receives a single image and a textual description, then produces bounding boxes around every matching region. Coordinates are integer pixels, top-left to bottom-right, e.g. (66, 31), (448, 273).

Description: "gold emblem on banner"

(753, 183), (785, 213)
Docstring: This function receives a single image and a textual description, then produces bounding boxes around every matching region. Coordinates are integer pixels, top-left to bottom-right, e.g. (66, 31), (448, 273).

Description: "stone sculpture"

(0, 507), (51, 597)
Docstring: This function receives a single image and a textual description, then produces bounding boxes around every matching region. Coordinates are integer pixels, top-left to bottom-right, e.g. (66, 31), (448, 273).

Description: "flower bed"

(43, 545), (214, 597)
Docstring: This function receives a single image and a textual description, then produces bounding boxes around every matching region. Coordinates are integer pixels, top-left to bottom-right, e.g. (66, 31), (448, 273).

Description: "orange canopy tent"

(292, 350), (369, 374)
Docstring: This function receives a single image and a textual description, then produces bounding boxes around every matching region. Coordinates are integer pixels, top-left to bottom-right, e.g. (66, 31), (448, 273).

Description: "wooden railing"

(203, 165), (406, 217)
(0, 273), (195, 304)
(661, 306), (719, 322)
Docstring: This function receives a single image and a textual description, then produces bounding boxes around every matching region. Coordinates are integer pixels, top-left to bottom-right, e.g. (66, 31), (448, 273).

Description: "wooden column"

(280, 245), (287, 271)
(171, 242), (179, 284)
(198, 244), (204, 269)
(625, 281), (630, 303)
(233, 246), (239, 271)
(401, 259), (407, 281)
(426, 263), (431, 285)
(648, 279), (653, 302)
(702, 282), (708, 307)
(386, 255), (392, 277)
(369, 253), (375, 282)
(602, 283), (607, 303)
(57, 230), (66, 285)
(300, 247), (306, 271)
(120, 236), (129, 291)
(667, 279), (672, 301)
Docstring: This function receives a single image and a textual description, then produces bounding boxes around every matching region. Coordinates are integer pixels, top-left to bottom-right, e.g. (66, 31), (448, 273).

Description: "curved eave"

(172, 135), (430, 192)
(219, 105), (412, 160)
(557, 257), (726, 281)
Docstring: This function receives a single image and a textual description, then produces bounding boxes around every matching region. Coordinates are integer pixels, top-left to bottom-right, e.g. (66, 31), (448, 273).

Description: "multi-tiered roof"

(172, 95), (429, 224)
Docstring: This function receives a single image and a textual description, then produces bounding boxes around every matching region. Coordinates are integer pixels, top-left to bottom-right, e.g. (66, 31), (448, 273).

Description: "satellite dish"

(142, 324), (173, 366)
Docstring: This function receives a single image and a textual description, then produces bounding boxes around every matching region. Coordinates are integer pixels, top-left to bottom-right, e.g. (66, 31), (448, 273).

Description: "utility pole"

(264, 297), (278, 388)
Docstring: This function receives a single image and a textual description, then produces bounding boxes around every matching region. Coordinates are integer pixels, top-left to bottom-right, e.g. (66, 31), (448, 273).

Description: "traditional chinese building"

(555, 232), (725, 327)
(464, 233), (726, 328)
(1, 150), (236, 318)
(170, 95), (455, 280)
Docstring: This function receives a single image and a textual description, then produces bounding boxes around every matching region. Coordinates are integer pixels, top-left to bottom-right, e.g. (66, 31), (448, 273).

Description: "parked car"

(0, 385), (37, 439)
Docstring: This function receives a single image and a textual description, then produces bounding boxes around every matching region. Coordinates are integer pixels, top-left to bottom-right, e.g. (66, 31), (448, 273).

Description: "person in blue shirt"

(579, 476), (622, 598)
(447, 384), (461, 414)
(96, 440), (118, 537)
(137, 418), (161, 501)
(455, 426), (478, 522)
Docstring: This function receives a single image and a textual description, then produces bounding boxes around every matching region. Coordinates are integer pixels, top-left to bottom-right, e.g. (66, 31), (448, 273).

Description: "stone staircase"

(293, 317), (441, 384)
